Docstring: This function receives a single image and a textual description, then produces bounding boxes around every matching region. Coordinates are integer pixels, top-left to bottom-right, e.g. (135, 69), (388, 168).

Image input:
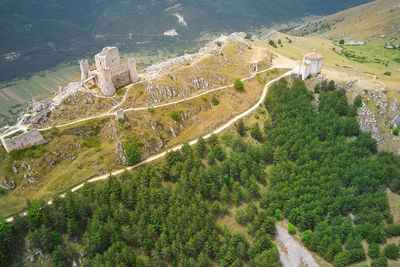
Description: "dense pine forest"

(1, 78), (400, 266)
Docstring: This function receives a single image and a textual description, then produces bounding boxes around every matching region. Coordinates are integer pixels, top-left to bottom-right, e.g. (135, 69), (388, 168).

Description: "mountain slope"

(288, 0), (400, 40)
(272, 0), (400, 155)
(0, 0), (372, 82)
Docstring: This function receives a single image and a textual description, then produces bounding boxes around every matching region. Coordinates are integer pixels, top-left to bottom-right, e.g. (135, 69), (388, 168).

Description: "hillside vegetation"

(2, 78), (400, 266)
(0, 37), (281, 216)
(267, 0), (400, 154)
(288, 0), (400, 41)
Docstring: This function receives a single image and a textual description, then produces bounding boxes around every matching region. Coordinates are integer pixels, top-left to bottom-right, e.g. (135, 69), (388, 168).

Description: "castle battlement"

(110, 63), (130, 76)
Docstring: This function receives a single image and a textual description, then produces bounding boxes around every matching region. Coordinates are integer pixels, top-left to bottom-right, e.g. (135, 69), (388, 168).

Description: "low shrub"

(234, 79), (244, 91)
(124, 140), (142, 165)
(288, 223), (296, 235)
(170, 109), (182, 121)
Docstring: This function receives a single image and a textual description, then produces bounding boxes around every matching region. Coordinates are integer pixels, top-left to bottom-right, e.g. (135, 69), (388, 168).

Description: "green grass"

(337, 40), (400, 70)
(0, 134), (118, 216)
(3, 130), (24, 140)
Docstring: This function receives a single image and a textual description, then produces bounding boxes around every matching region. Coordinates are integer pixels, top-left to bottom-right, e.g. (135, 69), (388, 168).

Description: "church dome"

(304, 49), (323, 61)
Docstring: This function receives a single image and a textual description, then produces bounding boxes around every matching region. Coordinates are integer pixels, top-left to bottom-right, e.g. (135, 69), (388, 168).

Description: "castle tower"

(99, 69), (115, 96)
(95, 46), (120, 70)
(79, 59), (89, 81)
(86, 46), (137, 96)
(128, 58), (139, 83)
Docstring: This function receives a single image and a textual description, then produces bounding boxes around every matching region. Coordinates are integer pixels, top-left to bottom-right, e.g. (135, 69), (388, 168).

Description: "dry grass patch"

(216, 204), (254, 244)
(0, 40), (280, 217)
(387, 188), (400, 224)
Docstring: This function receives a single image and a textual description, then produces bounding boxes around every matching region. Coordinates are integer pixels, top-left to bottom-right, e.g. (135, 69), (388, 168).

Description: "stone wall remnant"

(2, 130), (47, 153)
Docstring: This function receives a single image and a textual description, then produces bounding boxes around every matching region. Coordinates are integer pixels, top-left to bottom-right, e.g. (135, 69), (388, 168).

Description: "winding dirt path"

(38, 66), (278, 131)
(1, 48), (293, 138)
(6, 68), (293, 222)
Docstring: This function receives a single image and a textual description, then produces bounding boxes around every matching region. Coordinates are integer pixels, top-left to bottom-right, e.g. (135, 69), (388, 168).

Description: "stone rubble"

(342, 81), (400, 150)
(0, 177), (15, 191)
(145, 32), (250, 77)
(12, 166), (18, 174)
(29, 109), (51, 124)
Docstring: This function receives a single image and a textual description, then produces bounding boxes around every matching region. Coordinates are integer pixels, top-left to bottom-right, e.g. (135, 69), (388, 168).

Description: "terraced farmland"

(0, 65), (80, 127)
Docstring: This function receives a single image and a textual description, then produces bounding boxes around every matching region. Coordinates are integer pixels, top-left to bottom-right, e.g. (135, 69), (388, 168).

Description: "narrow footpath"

(6, 68), (293, 222)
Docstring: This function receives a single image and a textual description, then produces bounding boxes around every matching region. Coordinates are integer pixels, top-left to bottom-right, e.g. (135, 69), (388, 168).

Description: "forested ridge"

(263, 79), (400, 266)
(1, 78), (400, 266)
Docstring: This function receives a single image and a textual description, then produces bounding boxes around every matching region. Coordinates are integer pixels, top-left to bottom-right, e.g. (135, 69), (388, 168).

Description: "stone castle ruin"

(80, 47), (139, 96)
(298, 49), (323, 80)
(1, 130), (46, 153)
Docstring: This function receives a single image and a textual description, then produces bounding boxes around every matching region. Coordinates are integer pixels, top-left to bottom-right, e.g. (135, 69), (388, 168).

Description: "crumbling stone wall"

(2, 130), (46, 153)
(112, 71), (130, 89)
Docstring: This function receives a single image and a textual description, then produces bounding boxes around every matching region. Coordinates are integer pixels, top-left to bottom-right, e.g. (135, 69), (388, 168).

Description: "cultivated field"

(0, 65), (80, 127)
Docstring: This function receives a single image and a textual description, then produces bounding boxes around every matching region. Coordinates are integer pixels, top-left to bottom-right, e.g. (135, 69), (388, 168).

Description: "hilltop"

(0, 0), (372, 128)
(0, 33), (290, 216)
(1, 0), (399, 222)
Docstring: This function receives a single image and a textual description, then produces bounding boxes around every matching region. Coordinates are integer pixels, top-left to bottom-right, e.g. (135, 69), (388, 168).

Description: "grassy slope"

(281, 0), (400, 81)
(0, 39), (282, 217)
(316, 0), (400, 41)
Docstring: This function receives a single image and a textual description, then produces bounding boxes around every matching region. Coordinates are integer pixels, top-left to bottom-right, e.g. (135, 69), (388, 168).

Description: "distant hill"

(0, 0), (372, 82)
(286, 0), (400, 41)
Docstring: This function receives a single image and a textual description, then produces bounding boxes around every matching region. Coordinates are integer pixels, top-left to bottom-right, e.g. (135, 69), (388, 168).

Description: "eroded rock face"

(357, 94), (387, 144)
(29, 109), (50, 124)
(276, 226), (319, 267)
(342, 81), (400, 152)
(115, 142), (127, 165)
(144, 75), (216, 104)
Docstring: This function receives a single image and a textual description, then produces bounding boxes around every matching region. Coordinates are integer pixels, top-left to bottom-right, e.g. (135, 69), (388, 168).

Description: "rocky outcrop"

(29, 97), (52, 113)
(144, 74), (218, 104)
(0, 177), (15, 191)
(341, 81), (400, 152)
(145, 32), (250, 77)
(29, 109), (50, 124)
